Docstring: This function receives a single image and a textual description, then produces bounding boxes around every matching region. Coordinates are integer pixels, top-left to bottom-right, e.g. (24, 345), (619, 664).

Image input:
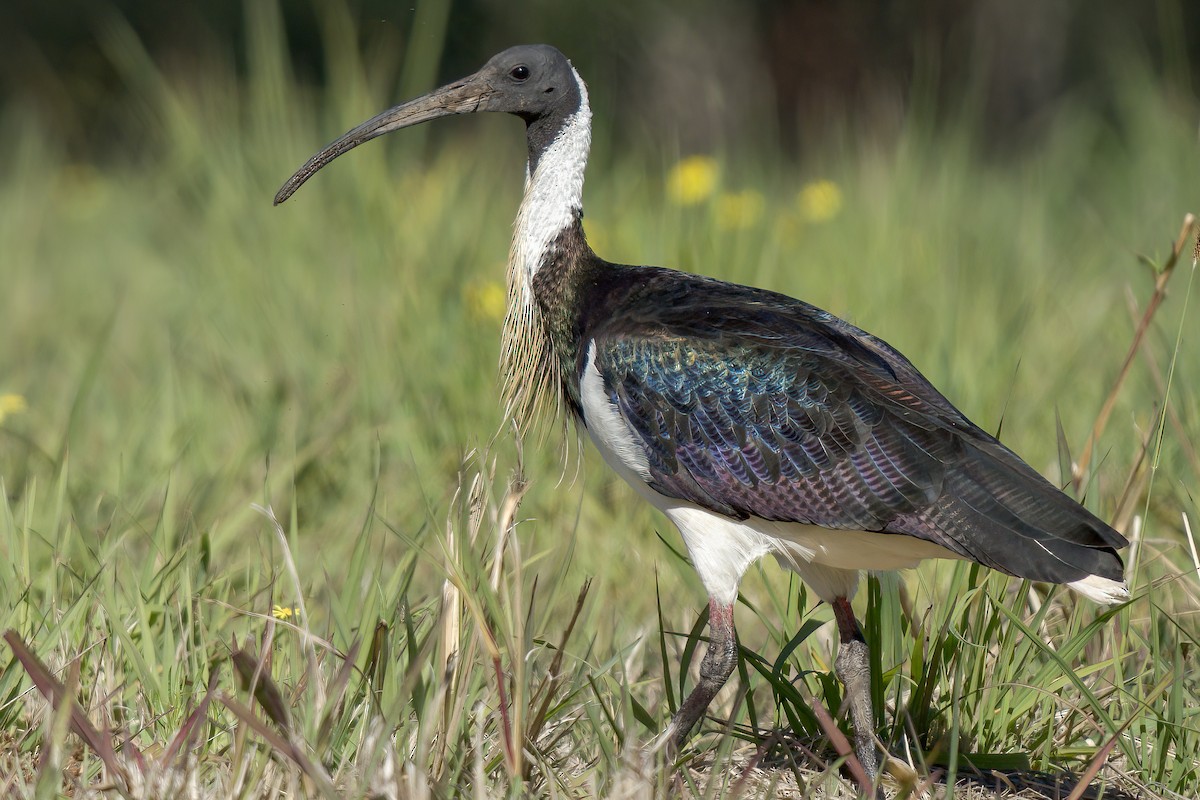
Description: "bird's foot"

(832, 597), (883, 798)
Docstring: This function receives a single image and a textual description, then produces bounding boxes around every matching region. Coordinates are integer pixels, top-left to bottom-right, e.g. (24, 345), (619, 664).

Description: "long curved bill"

(274, 73), (493, 205)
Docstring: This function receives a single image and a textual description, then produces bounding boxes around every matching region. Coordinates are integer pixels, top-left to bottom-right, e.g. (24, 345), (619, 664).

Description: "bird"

(275, 44), (1129, 792)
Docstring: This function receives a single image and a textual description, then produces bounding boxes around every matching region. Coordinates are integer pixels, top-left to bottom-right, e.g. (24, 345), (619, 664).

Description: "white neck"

(500, 67), (591, 431)
(511, 68), (592, 301)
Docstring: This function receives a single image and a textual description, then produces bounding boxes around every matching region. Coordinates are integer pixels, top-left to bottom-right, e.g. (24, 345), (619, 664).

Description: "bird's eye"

(510, 65), (531, 81)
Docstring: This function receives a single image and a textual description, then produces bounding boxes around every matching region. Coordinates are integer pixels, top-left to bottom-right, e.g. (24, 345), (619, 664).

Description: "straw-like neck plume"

(501, 66), (592, 432)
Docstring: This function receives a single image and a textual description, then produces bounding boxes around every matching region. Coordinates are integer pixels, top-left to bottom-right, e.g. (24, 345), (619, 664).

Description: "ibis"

(276, 44), (1129, 789)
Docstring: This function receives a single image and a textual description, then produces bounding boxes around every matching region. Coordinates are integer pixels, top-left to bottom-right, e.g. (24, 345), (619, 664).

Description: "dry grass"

(2, 3), (1199, 797)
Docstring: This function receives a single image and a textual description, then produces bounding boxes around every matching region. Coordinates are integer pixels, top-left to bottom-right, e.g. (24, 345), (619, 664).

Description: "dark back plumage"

(563, 260), (1126, 586)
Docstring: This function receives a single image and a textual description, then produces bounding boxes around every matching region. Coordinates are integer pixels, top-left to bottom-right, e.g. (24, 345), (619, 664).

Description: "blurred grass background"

(0, 0), (1198, 796)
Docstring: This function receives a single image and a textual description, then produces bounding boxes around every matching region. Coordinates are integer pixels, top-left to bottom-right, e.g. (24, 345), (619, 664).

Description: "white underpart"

(511, 66), (592, 304)
(579, 341), (968, 606)
(579, 342), (651, 482)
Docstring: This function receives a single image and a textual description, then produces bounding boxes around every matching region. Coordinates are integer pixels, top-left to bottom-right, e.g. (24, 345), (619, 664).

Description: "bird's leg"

(667, 599), (738, 749)
(832, 596), (881, 784)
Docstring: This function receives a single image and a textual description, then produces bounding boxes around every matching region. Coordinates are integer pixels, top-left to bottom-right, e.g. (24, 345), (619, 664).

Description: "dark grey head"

(275, 44), (583, 205)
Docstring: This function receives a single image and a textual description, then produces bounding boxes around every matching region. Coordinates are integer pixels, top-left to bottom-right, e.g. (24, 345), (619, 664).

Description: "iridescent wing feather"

(586, 269), (1126, 585)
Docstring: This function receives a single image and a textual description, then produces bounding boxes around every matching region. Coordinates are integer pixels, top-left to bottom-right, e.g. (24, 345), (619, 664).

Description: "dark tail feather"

(892, 440), (1128, 587)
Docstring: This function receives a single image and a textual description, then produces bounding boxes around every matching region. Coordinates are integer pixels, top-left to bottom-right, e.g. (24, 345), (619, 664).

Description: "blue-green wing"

(595, 334), (953, 530)
(585, 274), (1126, 584)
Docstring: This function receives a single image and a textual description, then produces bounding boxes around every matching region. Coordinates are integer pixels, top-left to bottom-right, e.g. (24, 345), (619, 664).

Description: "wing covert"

(576, 266), (1126, 585)
(593, 335), (955, 532)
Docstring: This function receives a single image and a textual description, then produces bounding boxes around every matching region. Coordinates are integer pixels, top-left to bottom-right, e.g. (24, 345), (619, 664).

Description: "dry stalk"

(490, 465), (529, 593)
(436, 454), (532, 786)
(1072, 213), (1198, 492)
(1110, 422), (1152, 535)
(439, 478), (466, 706)
(1125, 285), (1200, 482)
(1183, 512), (1200, 579)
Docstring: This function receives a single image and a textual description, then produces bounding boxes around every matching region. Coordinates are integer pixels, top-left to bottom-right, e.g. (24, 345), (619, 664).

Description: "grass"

(1, 4), (1199, 797)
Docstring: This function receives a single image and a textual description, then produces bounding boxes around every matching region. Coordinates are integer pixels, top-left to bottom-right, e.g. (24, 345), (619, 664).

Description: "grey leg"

(832, 596), (881, 787)
(667, 600), (738, 749)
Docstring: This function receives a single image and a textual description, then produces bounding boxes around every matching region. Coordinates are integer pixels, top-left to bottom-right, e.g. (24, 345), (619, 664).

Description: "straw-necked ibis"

(276, 44), (1129, 792)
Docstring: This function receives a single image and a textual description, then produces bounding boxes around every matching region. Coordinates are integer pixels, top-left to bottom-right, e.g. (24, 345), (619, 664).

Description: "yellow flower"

(797, 180), (843, 223)
(666, 155), (718, 206)
(464, 278), (507, 323)
(715, 190), (765, 230)
(0, 394), (27, 425)
(272, 605), (296, 620)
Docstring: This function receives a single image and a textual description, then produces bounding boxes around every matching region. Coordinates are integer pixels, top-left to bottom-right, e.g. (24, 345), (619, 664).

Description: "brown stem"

(492, 654), (517, 775)
(1072, 213), (1198, 493)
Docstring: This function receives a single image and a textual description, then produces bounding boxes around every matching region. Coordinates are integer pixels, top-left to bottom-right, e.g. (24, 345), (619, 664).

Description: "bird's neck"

(501, 67), (593, 431)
